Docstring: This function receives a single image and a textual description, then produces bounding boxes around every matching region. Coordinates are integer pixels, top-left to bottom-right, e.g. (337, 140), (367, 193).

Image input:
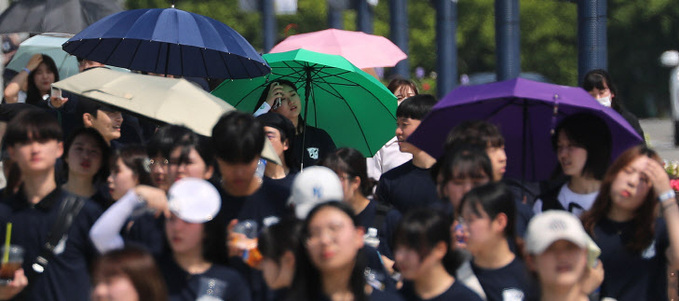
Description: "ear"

(203, 165), (214, 180)
(6, 146), (14, 161)
(56, 141), (64, 159)
(432, 241), (448, 260)
(355, 226), (365, 248)
(83, 113), (94, 128)
(351, 176), (361, 192)
(282, 138), (289, 151)
(493, 212), (508, 232)
(281, 250), (296, 269)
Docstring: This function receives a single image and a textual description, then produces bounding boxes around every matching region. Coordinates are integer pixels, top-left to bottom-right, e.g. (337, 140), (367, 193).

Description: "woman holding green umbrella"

(254, 79), (336, 169)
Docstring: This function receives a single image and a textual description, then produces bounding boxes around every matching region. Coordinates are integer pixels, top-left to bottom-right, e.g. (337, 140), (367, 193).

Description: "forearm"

(661, 196), (679, 268)
(89, 189), (140, 253)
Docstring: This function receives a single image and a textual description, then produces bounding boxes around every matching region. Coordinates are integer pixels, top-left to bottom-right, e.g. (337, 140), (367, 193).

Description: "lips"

(322, 250), (335, 260)
(81, 161), (91, 169)
(621, 190), (631, 198)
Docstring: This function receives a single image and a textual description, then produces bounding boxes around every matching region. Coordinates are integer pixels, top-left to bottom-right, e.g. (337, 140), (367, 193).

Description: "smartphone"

(50, 86), (62, 99)
(271, 82), (281, 110)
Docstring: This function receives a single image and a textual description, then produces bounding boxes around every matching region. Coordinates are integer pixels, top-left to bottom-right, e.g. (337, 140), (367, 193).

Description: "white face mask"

(596, 96), (612, 107)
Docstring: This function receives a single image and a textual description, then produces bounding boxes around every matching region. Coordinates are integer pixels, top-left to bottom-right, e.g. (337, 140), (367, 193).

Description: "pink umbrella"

(269, 28), (407, 69)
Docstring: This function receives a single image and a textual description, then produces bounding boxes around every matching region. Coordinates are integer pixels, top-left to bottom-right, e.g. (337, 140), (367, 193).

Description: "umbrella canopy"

(269, 28), (407, 69)
(6, 33), (79, 80)
(53, 68), (281, 165)
(408, 78), (644, 182)
(212, 49), (397, 157)
(62, 7), (270, 79)
(0, 0), (123, 34)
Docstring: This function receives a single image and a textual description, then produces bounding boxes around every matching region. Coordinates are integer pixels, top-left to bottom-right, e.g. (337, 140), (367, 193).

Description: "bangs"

(450, 160), (489, 180)
(4, 110), (62, 146)
(393, 222), (432, 259)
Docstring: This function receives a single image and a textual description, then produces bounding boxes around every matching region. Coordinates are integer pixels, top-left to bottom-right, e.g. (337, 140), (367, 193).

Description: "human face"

(217, 157), (259, 196)
(610, 156), (652, 213)
(8, 137), (63, 175)
(487, 146), (507, 181)
(395, 85), (416, 105)
(395, 117), (421, 153)
(337, 172), (360, 202)
(107, 158), (138, 201)
(87, 110), (123, 143)
(587, 82), (614, 101)
(260, 253), (295, 289)
(166, 147), (213, 185)
(33, 63), (55, 94)
(556, 131), (588, 177)
(271, 84), (301, 123)
(149, 155), (169, 192)
(394, 244), (443, 281)
(165, 213), (205, 255)
(305, 206), (364, 274)
(532, 240), (587, 289)
(264, 126), (289, 163)
(66, 135), (103, 179)
(92, 275), (139, 301)
(443, 172), (490, 210)
(460, 203), (502, 255)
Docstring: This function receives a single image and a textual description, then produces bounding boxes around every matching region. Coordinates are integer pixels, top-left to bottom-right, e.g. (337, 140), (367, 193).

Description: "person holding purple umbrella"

(533, 114), (612, 217)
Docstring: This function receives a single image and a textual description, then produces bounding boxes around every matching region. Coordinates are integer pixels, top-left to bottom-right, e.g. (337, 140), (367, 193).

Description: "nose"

(107, 173), (114, 184)
(395, 126), (403, 137)
(92, 282), (107, 299)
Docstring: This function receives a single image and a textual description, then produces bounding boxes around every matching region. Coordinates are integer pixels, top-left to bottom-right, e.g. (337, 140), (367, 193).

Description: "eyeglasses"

(149, 159), (169, 168)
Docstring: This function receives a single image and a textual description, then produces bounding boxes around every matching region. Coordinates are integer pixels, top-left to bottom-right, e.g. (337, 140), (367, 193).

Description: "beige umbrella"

(53, 67), (282, 165)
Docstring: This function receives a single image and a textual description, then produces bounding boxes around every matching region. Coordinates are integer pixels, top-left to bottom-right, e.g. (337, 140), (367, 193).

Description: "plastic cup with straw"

(3, 223), (11, 264)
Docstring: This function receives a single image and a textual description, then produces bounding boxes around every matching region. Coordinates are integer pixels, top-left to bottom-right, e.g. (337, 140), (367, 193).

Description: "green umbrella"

(211, 49), (397, 157)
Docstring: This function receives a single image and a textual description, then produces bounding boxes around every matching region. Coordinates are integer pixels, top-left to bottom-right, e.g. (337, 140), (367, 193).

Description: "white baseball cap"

(526, 210), (591, 254)
(168, 178), (221, 223)
(288, 166), (344, 219)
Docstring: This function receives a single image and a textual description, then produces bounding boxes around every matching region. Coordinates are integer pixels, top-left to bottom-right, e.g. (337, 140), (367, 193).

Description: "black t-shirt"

(594, 217), (669, 301)
(159, 254), (251, 301)
(262, 171), (296, 201)
(471, 257), (536, 301)
(399, 280), (483, 301)
(292, 125), (336, 169)
(375, 160), (441, 214)
(0, 187), (102, 301)
(317, 287), (405, 301)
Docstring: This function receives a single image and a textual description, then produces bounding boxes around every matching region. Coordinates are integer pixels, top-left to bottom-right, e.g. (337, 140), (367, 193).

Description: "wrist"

(658, 190), (676, 203)
(22, 67), (30, 73)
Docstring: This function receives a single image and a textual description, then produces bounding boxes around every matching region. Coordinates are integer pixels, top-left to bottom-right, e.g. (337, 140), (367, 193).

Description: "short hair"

(396, 94), (437, 120)
(393, 208), (463, 276)
(167, 125), (215, 168)
(387, 78), (419, 95)
(552, 113), (611, 180)
(459, 182), (517, 241)
(110, 145), (153, 187)
(4, 109), (62, 147)
(63, 127), (110, 184)
(212, 111), (264, 163)
(445, 120), (505, 151)
(258, 218), (303, 264)
(437, 144), (493, 187)
(76, 97), (119, 128)
(92, 247), (168, 301)
(257, 112), (296, 168)
(146, 124), (190, 159)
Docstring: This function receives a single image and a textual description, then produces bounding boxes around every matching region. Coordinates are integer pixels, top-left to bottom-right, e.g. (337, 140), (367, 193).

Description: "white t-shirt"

(533, 183), (598, 217)
(366, 136), (412, 181)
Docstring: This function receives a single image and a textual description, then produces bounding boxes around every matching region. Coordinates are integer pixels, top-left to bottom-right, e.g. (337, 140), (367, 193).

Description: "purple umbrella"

(408, 78), (644, 182)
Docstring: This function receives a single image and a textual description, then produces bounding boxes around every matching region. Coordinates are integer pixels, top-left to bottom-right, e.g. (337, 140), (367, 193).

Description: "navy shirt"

(594, 217), (669, 301)
(317, 287), (405, 301)
(375, 160), (441, 214)
(0, 187), (102, 301)
(262, 171), (296, 201)
(292, 125), (336, 169)
(159, 254), (251, 301)
(471, 257), (536, 301)
(399, 280), (483, 301)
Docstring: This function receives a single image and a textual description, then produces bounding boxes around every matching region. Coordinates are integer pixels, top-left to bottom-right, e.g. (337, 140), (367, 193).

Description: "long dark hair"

(582, 69), (622, 112)
(258, 218), (303, 263)
(110, 145), (153, 187)
(581, 145), (659, 254)
(320, 147), (375, 197)
(26, 54), (59, 106)
(393, 208), (464, 276)
(289, 201), (368, 301)
(460, 182), (519, 249)
(254, 79), (307, 133)
(551, 113), (611, 180)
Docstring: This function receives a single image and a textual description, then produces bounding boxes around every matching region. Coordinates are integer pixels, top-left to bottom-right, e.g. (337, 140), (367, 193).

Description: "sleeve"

(367, 152), (383, 182)
(89, 189), (141, 253)
(532, 199), (543, 215)
(253, 102), (271, 117)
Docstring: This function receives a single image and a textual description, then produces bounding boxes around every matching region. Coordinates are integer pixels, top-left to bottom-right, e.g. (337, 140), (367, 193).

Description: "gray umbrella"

(0, 0), (123, 34)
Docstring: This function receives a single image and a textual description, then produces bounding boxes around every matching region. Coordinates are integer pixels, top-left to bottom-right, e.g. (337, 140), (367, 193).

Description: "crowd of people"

(0, 49), (672, 301)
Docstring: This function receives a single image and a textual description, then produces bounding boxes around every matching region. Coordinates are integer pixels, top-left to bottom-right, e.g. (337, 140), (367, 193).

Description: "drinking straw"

(3, 223), (11, 263)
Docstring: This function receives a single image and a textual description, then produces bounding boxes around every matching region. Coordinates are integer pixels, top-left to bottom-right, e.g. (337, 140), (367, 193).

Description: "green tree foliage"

(126, 0), (679, 116)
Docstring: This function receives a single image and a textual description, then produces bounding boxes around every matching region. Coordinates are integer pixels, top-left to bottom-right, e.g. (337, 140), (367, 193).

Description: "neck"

(22, 170), (57, 205)
(413, 263), (455, 299)
(223, 177), (262, 197)
(264, 161), (288, 179)
(411, 149), (436, 169)
(173, 250), (211, 275)
(541, 283), (588, 301)
(473, 240), (515, 269)
(568, 175), (600, 194)
(322, 262), (355, 300)
(291, 118), (300, 134)
(63, 174), (96, 197)
(607, 205), (635, 222)
(348, 193), (370, 216)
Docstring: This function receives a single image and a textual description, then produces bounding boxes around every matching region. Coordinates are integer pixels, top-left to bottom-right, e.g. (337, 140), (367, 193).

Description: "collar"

(8, 186), (63, 211)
